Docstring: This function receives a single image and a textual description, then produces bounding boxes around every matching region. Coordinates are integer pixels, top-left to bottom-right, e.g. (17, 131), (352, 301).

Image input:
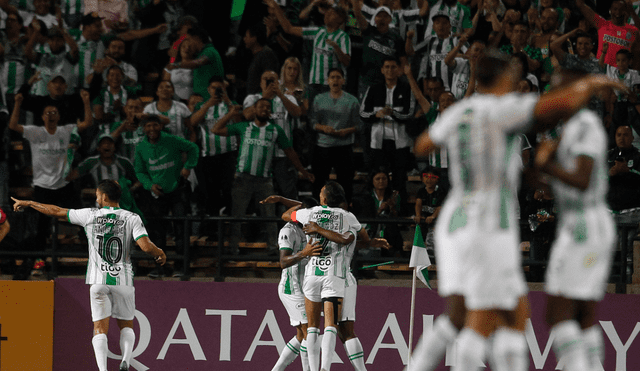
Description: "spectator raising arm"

(266, 0), (303, 37)
(9, 94), (25, 134)
(76, 90), (93, 132)
(575, 0), (597, 27)
(404, 64), (431, 114)
(549, 27), (580, 64)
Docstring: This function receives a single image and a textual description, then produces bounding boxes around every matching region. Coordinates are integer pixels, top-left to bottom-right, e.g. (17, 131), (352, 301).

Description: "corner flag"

(409, 225), (432, 288)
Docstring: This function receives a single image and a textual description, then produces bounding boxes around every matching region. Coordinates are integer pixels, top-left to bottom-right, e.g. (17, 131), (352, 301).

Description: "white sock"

(321, 326), (338, 371)
(92, 333), (108, 371)
(405, 315), (458, 371)
(120, 327), (135, 368)
(306, 327), (320, 371)
(583, 325), (604, 371)
(552, 320), (589, 371)
(452, 328), (486, 371)
(300, 339), (311, 371)
(344, 338), (367, 371)
(491, 328), (527, 371)
(271, 336), (301, 371)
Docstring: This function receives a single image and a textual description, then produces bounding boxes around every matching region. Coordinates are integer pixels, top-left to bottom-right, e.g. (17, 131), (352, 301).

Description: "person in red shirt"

(576, 0), (640, 67)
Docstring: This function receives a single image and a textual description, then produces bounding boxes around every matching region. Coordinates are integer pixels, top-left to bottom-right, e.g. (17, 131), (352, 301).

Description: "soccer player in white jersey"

(283, 182), (361, 371)
(12, 180), (167, 371)
(407, 50), (627, 371)
(534, 68), (616, 371)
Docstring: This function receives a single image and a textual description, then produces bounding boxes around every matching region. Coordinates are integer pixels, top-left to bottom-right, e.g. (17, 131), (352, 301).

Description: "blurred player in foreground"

(12, 180), (166, 371)
(407, 50), (627, 371)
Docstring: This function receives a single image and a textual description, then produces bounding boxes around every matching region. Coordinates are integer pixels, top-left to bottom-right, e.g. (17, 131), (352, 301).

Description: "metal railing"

(0, 213), (636, 292)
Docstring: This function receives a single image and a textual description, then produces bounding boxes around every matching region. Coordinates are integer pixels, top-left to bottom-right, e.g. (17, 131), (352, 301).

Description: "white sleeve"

(292, 208), (311, 225)
(177, 101), (191, 117)
(489, 93), (538, 133)
(22, 126), (40, 142)
(345, 211), (362, 235)
(278, 225), (295, 250)
(429, 104), (460, 145)
(569, 112), (605, 158)
(67, 208), (92, 227)
(131, 214), (148, 241)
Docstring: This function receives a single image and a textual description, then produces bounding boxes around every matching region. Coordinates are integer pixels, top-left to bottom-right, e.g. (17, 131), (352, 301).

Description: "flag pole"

(408, 267), (417, 367)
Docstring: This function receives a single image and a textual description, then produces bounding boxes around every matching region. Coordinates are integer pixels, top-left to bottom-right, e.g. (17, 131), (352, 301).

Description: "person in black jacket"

(360, 56), (416, 199)
(607, 125), (640, 211)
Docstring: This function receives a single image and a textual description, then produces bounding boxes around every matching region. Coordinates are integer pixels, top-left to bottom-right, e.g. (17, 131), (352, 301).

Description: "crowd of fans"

(2, 0), (640, 278)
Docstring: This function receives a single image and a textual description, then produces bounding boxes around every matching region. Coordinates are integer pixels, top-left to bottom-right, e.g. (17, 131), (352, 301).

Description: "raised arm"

(211, 104), (243, 136)
(404, 64), (431, 113)
(9, 93), (24, 134)
(445, 34), (469, 68)
(76, 90), (93, 132)
(266, 0), (303, 37)
(351, 0), (369, 31)
(12, 197), (68, 218)
(599, 41), (608, 68)
(549, 28), (578, 64)
(260, 195), (303, 209)
(575, 0), (597, 27)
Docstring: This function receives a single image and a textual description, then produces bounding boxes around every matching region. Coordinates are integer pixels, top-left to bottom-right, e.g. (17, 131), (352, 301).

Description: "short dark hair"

(300, 197), (320, 209)
(421, 165), (441, 177)
(322, 181), (347, 207)
(106, 37), (125, 48)
(97, 180), (122, 203)
(382, 56), (400, 66)
(143, 114), (163, 126)
(208, 76), (225, 85)
(106, 64), (124, 76)
(575, 31), (594, 42)
(512, 20), (529, 30)
(476, 48), (513, 87)
(327, 67), (344, 78)
(329, 6), (348, 24)
(248, 23), (267, 46)
(425, 76), (445, 87)
(616, 49), (633, 59)
(187, 26), (210, 43)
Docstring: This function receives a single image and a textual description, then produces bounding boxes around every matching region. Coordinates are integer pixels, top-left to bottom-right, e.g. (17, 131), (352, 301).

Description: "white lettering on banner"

(367, 313), (408, 364)
(204, 309), (247, 361)
(601, 321), (640, 371)
(158, 308), (206, 360)
(525, 319), (556, 370)
(244, 310), (286, 361)
(107, 310), (151, 371)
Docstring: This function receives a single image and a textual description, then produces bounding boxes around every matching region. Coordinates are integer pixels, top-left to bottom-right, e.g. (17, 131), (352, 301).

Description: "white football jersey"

(68, 206), (148, 286)
(292, 206), (361, 279)
(550, 109), (609, 217)
(429, 93), (538, 231)
(278, 222), (308, 296)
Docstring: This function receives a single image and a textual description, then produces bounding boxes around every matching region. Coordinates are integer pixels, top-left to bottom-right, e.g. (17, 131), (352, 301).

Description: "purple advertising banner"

(54, 278), (640, 370)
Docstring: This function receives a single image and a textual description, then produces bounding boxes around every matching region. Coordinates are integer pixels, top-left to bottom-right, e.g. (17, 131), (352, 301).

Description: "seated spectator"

(110, 96), (146, 162)
(134, 114), (199, 277)
(143, 80), (191, 139)
(244, 70), (302, 203)
(361, 57), (415, 198)
(310, 67), (359, 202)
(189, 77), (239, 221)
(607, 125), (640, 211)
(25, 22), (79, 95)
(413, 166), (446, 251)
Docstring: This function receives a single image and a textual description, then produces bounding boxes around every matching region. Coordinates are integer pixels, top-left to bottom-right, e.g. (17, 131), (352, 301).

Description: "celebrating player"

(12, 180), (166, 371)
(408, 50), (627, 371)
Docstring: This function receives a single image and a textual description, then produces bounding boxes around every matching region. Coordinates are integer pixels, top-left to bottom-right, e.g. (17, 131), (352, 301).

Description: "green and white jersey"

(93, 86), (136, 122)
(71, 31), (105, 89)
(415, 35), (464, 89)
(110, 121), (145, 162)
(605, 65), (640, 101)
(424, 0), (472, 37)
(301, 26), (351, 85)
(194, 101), (238, 156)
(450, 57), (471, 100)
(631, 1), (640, 25)
(143, 100), (191, 139)
(429, 93), (537, 231)
(31, 43), (75, 95)
(227, 121), (292, 177)
(550, 110), (609, 217)
(61, 0), (84, 16)
(68, 206), (148, 286)
(243, 93), (297, 157)
(0, 32), (30, 95)
(9, 0), (33, 12)
(0, 9), (7, 35)
(23, 124), (75, 190)
(292, 206), (361, 279)
(278, 222), (308, 296)
(77, 154), (136, 186)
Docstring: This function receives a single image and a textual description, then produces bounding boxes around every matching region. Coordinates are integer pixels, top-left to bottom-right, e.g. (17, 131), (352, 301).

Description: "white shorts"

(303, 275), (345, 303)
(546, 209), (615, 301)
(341, 272), (357, 322)
(90, 285), (135, 322)
(278, 288), (307, 327)
(436, 214), (527, 310)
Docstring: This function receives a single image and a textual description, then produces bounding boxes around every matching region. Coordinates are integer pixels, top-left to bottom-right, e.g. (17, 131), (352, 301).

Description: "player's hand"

(301, 170), (315, 183)
(370, 237), (391, 249)
(155, 249), (167, 265)
(303, 221), (322, 235)
(151, 184), (164, 197)
(11, 197), (29, 212)
(259, 195), (281, 204)
(534, 139), (558, 170)
(301, 238), (323, 257)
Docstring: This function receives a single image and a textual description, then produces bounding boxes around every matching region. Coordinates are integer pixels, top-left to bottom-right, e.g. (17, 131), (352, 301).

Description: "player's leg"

(117, 320), (134, 371)
(90, 285), (112, 371)
(577, 300), (604, 371)
(453, 309), (498, 371)
(300, 324), (310, 371)
(271, 326), (303, 371)
(305, 297), (323, 371)
(406, 295), (465, 371)
(546, 295), (589, 371)
(321, 297), (342, 371)
(111, 286), (136, 371)
(338, 321), (367, 371)
(490, 297), (530, 371)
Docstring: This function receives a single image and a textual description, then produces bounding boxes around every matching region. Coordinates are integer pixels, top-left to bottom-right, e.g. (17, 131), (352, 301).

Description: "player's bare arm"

(12, 197), (68, 218)
(303, 221), (355, 245)
(535, 140), (595, 191)
(136, 235), (167, 265)
(279, 238), (322, 269)
(260, 195), (303, 209)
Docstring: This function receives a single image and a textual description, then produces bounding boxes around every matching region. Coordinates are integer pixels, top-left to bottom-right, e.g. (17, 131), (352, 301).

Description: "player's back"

(429, 93), (538, 230)
(278, 222), (308, 296)
(68, 207), (147, 286)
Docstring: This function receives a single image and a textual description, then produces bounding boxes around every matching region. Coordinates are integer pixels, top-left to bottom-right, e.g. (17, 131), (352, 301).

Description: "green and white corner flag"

(409, 225), (432, 288)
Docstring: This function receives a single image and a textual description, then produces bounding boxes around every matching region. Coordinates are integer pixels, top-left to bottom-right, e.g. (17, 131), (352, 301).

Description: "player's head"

(320, 181), (347, 207)
(615, 125), (634, 149)
(475, 48), (522, 93)
(421, 166), (440, 187)
(616, 49), (633, 72)
(300, 197), (320, 209)
(96, 180), (122, 206)
(575, 32), (594, 59)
